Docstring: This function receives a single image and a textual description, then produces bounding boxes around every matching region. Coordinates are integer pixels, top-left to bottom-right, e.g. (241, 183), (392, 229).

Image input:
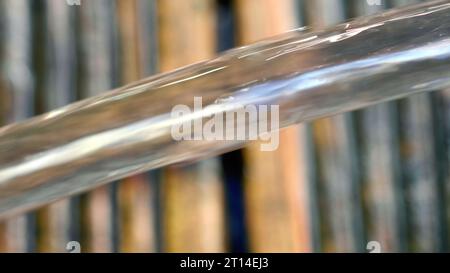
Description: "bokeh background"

(0, 0), (449, 253)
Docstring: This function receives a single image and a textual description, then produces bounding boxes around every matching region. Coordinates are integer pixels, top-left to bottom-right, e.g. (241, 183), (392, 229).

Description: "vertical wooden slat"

(116, 0), (156, 252)
(352, 0), (407, 252)
(399, 94), (441, 252)
(305, 0), (365, 252)
(431, 88), (450, 251)
(391, 0), (448, 253)
(35, 0), (78, 252)
(0, 0), (33, 253)
(137, 0), (159, 78)
(235, 0), (311, 252)
(158, 0), (225, 252)
(136, 2), (162, 252)
(78, 0), (120, 252)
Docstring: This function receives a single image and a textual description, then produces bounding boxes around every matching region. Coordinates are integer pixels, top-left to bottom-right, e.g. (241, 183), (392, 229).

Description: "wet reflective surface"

(1, 0), (450, 217)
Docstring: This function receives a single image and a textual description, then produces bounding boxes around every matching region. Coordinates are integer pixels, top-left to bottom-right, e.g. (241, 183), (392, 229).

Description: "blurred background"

(0, 0), (449, 253)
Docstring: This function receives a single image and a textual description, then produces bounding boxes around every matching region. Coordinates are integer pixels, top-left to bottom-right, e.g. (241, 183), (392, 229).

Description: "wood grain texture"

(158, 0), (225, 252)
(77, 0), (119, 252)
(0, 0), (33, 253)
(117, 0), (155, 253)
(36, 0), (77, 252)
(305, 0), (364, 252)
(236, 0), (311, 252)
